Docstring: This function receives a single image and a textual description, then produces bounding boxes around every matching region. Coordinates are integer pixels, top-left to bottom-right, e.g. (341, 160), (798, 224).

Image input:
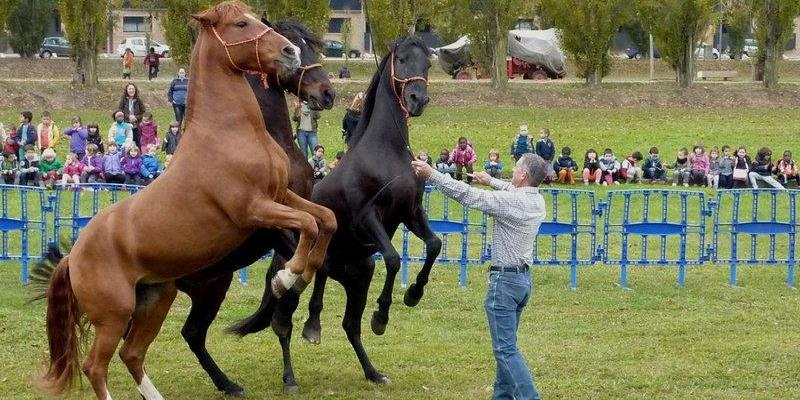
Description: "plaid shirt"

(427, 172), (546, 268)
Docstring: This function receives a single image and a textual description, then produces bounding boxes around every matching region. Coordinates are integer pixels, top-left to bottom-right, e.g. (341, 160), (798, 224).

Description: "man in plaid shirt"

(412, 153), (547, 400)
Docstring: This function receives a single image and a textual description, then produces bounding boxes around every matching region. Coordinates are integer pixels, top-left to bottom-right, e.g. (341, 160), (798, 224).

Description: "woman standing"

(167, 68), (189, 125)
(118, 83), (146, 148)
(341, 92), (363, 145)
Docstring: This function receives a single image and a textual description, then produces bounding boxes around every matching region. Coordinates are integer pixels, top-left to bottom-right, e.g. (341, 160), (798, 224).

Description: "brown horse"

(32, 2), (336, 399)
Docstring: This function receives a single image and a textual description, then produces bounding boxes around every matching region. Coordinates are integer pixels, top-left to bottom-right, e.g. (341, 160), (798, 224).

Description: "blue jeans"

(296, 129), (318, 159)
(485, 270), (540, 400)
(172, 104), (185, 124)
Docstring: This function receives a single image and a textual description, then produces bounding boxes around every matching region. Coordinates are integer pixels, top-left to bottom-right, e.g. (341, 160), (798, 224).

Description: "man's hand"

(411, 160), (434, 179)
(472, 171), (492, 186)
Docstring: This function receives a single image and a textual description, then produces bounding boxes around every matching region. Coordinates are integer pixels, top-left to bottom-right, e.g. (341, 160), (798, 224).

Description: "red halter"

(294, 63), (323, 105)
(211, 25), (274, 88)
(389, 52), (428, 122)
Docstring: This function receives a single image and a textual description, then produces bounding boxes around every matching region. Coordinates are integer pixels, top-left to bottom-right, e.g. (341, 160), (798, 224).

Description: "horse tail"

(227, 254), (285, 336)
(31, 245), (85, 395)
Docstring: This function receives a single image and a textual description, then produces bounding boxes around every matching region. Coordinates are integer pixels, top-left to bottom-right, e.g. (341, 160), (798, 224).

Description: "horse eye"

(398, 57), (405, 64)
(236, 21), (247, 28)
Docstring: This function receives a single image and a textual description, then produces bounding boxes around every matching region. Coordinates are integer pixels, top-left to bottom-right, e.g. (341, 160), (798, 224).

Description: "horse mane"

(345, 54), (387, 148)
(346, 35), (430, 148)
(275, 20), (323, 53)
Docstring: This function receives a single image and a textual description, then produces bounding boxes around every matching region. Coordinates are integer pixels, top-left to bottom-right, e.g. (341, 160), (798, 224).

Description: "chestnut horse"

(32, 2), (336, 399)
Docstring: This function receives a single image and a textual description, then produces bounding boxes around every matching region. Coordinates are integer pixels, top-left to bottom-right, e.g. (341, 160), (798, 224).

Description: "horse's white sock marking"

(105, 390), (113, 400)
(137, 374), (164, 400)
(277, 269), (299, 289)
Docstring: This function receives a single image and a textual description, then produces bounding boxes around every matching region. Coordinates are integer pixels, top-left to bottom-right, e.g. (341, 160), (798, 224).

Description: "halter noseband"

(389, 52), (428, 122)
(212, 25), (274, 87)
(294, 63), (324, 105)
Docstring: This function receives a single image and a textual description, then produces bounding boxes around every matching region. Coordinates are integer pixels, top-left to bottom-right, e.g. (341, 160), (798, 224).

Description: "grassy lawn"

(1, 259), (799, 399)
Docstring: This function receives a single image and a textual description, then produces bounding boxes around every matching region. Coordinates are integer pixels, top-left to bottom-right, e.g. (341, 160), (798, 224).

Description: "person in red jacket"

(61, 152), (84, 188)
(449, 136), (477, 183)
(143, 47), (161, 80)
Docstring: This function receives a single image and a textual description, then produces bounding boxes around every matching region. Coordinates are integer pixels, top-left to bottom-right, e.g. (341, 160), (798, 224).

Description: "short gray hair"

(518, 153), (547, 187)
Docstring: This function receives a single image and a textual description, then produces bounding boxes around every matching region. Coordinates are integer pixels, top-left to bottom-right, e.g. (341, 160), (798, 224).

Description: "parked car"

(116, 37), (170, 58)
(39, 37), (72, 58)
(743, 38), (758, 57)
(695, 43), (720, 59)
(625, 47), (661, 59)
(323, 40), (360, 59)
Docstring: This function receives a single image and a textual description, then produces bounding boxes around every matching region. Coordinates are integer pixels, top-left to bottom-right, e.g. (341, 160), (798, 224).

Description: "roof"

(330, 0), (361, 11)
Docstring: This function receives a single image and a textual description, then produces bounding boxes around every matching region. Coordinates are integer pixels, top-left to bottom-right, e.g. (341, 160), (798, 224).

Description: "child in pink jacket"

(689, 145), (709, 186)
(448, 136), (477, 183)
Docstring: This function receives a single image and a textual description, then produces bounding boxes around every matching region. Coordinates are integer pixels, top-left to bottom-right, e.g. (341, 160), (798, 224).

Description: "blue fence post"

(239, 267), (248, 285)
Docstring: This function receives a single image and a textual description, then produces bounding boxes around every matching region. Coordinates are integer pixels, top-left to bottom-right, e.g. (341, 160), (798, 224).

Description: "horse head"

(387, 35), (432, 117)
(273, 20), (335, 110)
(192, 0), (300, 77)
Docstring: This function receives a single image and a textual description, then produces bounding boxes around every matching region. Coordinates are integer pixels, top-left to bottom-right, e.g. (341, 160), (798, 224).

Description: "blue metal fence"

(3, 183), (799, 289)
(533, 189), (599, 289)
(602, 190), (710, 289)
(712, 189), (798, 288)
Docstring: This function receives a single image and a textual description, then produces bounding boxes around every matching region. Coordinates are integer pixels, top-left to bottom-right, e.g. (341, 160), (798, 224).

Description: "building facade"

(106, 7), (167, 55)
(326, 0), (370, 54)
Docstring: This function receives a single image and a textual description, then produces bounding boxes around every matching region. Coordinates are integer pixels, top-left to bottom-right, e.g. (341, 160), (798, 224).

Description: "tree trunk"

(585, 66), (602, 89)
(762, 0), (779, 89)
(490, 12), (507, 89)
(679, 31), (695, 88)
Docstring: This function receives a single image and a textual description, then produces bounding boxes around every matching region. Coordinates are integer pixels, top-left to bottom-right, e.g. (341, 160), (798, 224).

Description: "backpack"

(513, 134), (530, 158)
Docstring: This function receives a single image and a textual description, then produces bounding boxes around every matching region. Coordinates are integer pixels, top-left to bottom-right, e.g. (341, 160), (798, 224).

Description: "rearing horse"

(32, 2), (336, 399)
(233, 35), (440, 386)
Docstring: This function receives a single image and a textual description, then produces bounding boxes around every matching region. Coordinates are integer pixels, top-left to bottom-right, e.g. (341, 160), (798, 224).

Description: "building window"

(123, 16), (147, 33)
(328, 17), (347, 33)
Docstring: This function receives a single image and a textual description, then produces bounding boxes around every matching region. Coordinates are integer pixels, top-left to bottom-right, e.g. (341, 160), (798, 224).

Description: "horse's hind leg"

(272, 278), (303, 394)
(402, 208), (442, 307)
(179, 273), (245, 397)
(302, 268), (329, 344)
(118, 282), (177, 400)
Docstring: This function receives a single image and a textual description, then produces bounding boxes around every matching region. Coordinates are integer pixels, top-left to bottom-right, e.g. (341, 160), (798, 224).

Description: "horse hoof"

(283, 384), (300, 395)
(368, 373), (391, 385)
(370, 311), (388, 336)
(302, 322), (321, 344)
(403, 284), (423, 307)
(221, 382), (245, 397)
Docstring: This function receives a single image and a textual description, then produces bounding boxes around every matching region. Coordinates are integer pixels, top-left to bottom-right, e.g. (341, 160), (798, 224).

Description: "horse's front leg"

(402, 207), (442, 307)
(357, 211), (401, 336)
(281, 190), (337, 291)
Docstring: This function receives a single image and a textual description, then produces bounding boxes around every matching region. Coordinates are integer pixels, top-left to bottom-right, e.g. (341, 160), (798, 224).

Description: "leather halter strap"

(389, 52), (428, 122)
(211, 25), (274, 87)
(295, 63), (323, 105)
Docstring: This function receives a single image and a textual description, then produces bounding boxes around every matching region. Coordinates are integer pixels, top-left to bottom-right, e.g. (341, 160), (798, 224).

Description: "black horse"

(232, 35), (440, 386)
(170, 20), (333, 397)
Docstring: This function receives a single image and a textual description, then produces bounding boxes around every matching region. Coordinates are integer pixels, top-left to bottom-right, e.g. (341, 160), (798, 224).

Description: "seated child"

(122, 146), (144, 185)
(688, 145), (709, 186)
(102, 142), (126, 184)
(81, 144), (105, 183)
(435, 148), (454, 177)
(669, 148), (691, 187)
(61, 152), (84, 188)
(1, 151), (18, 184)
(483, 149), (503, 178)
(707, 147), (721, 189)
(139, 144), (163, 185)
(598, 148), (621, 185)
(642, 147), (666, 182)
(329, 151), (345, 170)
(416, 150), (433, 166)
(620, 151), (644, 183)
(582, 149), (601, 185)
(718, 145), (735, 189)
(39, 148), (63, 189)
(554, 146), (578, 184)
(748, 147), (784, 189)
(510, 123), (533, 161)
(776, 150), (799, 186)
(309, 145), (329, 181)
(449, 136), (477, 183)
(17, 145), (40, 186)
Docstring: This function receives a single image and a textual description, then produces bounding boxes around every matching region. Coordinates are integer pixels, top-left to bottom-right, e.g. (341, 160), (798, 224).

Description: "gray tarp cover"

(507, 29), (565, 76)
(436, 30), (566, 76)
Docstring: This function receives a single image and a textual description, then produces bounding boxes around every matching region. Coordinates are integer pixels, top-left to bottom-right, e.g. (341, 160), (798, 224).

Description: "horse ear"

(191, 8), (220, 27)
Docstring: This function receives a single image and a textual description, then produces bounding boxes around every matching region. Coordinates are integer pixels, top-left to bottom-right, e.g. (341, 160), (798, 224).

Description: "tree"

(341, 17), (352, 61)
(451, 0), (534, 89)
(132, 0), (163, 54)
(724, 0), (753, 60)
(366, 0), (450, 55)
(539, 0), (629, 88)
(6, 0), (55, 58)
(162, 0), (214, 66)
(58, 0), (116, 86)
(752, 0), (800, 88)
(639, 0), (716, 88)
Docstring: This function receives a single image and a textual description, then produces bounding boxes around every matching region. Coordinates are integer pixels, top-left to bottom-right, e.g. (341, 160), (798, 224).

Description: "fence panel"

(0, 185), (49, 283)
